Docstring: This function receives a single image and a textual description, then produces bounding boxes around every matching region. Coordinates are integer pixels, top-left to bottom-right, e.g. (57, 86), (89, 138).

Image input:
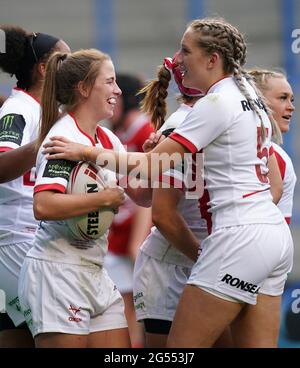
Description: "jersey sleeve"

(0, 113), (27, 152)
(169, 93), (233, 153)
(34, 157), (77, 194)
(156, 128), (185, 190)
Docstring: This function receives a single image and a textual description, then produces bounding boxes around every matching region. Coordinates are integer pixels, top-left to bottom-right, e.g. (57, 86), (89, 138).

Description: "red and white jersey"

(141, 104), (207, 267)
(27, 113), (126, 266)
(0, 88), (40, 246)
(114, 113), (154, 153)
(108, 114), (154, 255)
(272, 142), (297, 224)
(170, 77), (284, 231)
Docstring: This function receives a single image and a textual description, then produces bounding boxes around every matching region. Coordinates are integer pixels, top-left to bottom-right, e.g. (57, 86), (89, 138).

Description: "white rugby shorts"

(187, 221), (293, 304)
(0, 241), (33, 326)
(104, 252), (134, 294)
(133, 250), (192, 321)
(18, 257), (128, 337)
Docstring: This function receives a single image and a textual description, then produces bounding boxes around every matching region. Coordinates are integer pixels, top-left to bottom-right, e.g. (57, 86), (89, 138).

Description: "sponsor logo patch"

(0, 114), (26, 146)
(43, 159), (77, 180)
(221, 273), (260, 294)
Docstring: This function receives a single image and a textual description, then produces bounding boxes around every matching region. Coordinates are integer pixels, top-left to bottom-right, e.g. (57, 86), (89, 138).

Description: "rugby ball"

(66, 161), (115, 240)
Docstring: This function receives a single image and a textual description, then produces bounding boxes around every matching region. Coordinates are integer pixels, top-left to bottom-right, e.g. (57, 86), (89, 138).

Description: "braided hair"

(139, 65), (171, 130)
(189, 18), (270, 143)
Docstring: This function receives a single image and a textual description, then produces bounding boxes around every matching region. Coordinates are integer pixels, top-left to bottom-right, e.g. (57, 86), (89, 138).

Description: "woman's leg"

(35, 332), (88, 348)
(231, 293), (281, 348)
(0, 325), (34, 348)
(87, 328), (131, 348)
(122, 292), (145, 347)
(143, 319), (172, 348)
(167, 285), (243, 347)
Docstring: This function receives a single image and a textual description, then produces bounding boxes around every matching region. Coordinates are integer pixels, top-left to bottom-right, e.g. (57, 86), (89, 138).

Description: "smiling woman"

(249, 69), (297, 225)
(17, 49), (134, 348)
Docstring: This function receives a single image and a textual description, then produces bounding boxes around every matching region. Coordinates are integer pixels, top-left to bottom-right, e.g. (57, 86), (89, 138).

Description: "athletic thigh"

(231, 293), (281, 347)
(167, 285), (242, 348)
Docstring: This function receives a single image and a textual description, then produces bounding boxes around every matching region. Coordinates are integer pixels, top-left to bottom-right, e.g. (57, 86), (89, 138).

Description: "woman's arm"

(267, 153), (283, 204)
(0, 141), (37, 183)
(125, 187), (152, 207)
(152, 187), (199, 262)
(127, 206), (152, 261)
(34, 187), (125, 221)
(43, 136), (186, 180)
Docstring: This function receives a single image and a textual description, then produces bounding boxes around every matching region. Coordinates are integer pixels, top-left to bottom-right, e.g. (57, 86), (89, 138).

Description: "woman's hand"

(43, 136), (89, 161)
(142, 131), (164, 152)
(100, 186), (125, 210)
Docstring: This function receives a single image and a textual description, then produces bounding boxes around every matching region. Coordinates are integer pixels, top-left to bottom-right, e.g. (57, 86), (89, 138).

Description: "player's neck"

(27, 83), (43, 101)
(71, 107), (98, 139)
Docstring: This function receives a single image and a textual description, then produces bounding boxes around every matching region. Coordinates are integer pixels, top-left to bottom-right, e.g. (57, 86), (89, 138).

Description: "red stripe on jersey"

(34, 183), (66, 194)
(269, 145), (274, 156)
(199, 185), (212, 235)
(96, 126), (114, 149)
(0, 147), (13, 153)
(274, 150), (286, 180)
(169, 133), (198, 154)
(285, 217), (291, 225)
(242, 187), (269, 198)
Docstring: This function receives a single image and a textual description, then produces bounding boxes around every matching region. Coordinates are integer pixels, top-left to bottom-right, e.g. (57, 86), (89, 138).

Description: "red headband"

(163, 55), (204, 97)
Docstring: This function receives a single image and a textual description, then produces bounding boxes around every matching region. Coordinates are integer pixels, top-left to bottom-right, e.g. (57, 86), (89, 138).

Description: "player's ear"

(207, 52), (220, 70)
(37, 62), (47, 78)
(77, 81), (90, 98)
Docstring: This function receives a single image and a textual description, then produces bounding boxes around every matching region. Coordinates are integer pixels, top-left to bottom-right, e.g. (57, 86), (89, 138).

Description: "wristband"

(82, 146), (94, 162)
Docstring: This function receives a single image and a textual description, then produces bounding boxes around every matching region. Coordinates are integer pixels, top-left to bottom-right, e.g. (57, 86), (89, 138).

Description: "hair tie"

(57, 53), (68, 69)
(163, 57), (174, 73)
(60, 53), (68, 62)
(164, 54), (204, 97)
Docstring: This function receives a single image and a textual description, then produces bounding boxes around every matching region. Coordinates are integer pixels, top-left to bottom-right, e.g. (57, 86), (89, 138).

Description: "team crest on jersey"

(43, 159), (77, 180)
(0, 113), (26, 146)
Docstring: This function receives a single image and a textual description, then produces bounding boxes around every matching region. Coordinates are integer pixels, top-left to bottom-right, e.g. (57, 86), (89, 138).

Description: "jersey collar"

(13, 87), (41, 105)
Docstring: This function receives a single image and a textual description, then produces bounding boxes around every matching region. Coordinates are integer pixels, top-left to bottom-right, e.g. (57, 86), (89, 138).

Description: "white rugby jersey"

(27, 113), (126, 266)
(272, 142), (297, 223)
(0, 88), (40, 246)
(141, 104), (207, 267)
(170, 77), (284, 231)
